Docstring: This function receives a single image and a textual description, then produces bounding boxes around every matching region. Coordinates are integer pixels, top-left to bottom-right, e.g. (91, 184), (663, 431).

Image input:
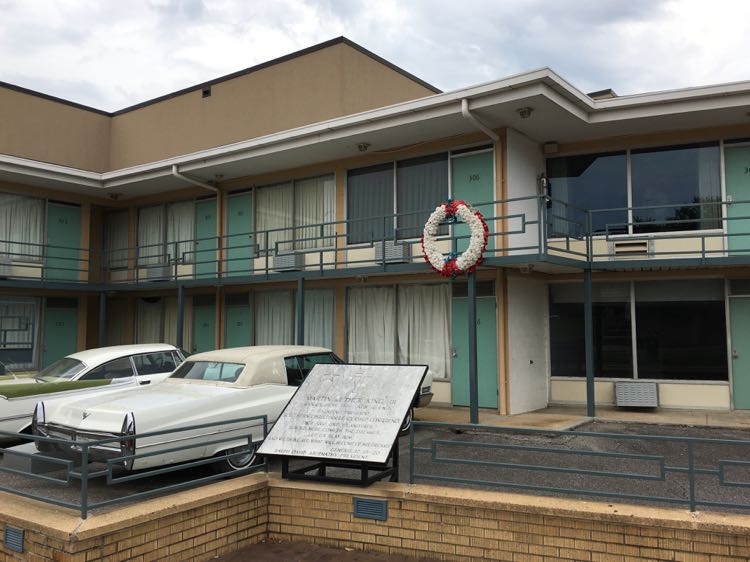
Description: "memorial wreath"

(421, 199), (489, 278)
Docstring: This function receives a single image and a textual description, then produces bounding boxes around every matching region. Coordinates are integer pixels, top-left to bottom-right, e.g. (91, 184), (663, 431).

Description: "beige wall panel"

(550, 379), (615, 404)
(109, 43), (436, 169)
(659, 383), (730, 409)
(0, 88), (110, 171)
(431, 380), (451, 404)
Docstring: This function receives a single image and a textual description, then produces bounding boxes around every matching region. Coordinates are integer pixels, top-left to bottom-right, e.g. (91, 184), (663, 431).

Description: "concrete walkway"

(415, 403), (750, 431)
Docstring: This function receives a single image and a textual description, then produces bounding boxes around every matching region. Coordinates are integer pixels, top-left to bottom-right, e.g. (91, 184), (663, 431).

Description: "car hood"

(44, 383), (240, 434)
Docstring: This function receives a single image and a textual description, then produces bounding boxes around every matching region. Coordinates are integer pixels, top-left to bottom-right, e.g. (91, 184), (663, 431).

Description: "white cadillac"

(0, 344), (184, 439)
(32, 346), (433, 472)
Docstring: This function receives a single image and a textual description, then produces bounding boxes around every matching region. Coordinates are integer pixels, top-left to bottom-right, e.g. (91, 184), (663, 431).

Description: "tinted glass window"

(547, 152), (627, 235)
(631, 143), (721, 233)
(347, 163), (394, 244)
(133, 352), (177, 376)
(36, 358), (85, 381)
(396, 154), (448, 239)
(82, 357), (135, 380)
(170, 361), (245, 382)
(285, 353), (341, 386)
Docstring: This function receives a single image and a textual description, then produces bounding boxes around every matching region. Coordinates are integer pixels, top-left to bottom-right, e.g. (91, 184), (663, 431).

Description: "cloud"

(0, 0), (749, 111)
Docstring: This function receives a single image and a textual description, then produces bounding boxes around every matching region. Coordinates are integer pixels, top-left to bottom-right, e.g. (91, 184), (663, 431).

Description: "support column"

(176, 284), (185, 350)
(584, 269), (595, 417)
(468, 271), (479, 424)
(296, 277), (305, 345)
(98, 292), (106, 347)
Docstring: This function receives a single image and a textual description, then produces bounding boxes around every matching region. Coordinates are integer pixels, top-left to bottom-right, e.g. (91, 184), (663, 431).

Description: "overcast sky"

(1, 0), (749, 112)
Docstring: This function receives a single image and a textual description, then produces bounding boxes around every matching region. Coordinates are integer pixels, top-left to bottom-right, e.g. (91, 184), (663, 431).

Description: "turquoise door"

(452, 151), (495, 252)
(226, 193), (253, 276)
(194, 199), (217, 278)
(451, 296), (498, 408)
(726, 146), (750, 254)
(42, 303), (78, 367)
(193, 304), (216, 353)
(731, 297), (750, 409)
(46, 203), (81, 281)
(224, 305), (252, 348)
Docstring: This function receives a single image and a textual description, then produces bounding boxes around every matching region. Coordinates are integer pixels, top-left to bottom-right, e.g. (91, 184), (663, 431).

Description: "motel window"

(255, 174), (335, 253)
(549, 283), (633, 378)
(347, 164), (394, 244)
(549, 280), (728, 381)
(631, 143), (721, 233)
(103, 210), (129, 269)
(547, 152), (627, 235)
(0, 296), (39, 370)
(396, 154), (449, 239)
(253, 289), (334, 348)
(347, 284), (451, 379)
(0, 193), (43, 262)
(137, 201), (196, 266)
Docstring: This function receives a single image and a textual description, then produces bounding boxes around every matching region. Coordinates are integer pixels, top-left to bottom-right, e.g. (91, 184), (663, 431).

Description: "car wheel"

(398, 408), (413, 437)
(213, 443), (260, 473)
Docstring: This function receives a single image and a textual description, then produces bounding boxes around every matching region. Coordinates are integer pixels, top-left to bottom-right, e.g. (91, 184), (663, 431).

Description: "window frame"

(79, 356), (137, 381)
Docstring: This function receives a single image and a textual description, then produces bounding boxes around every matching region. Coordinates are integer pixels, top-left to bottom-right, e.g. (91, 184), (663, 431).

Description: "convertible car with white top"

(32, 346), (433, 472)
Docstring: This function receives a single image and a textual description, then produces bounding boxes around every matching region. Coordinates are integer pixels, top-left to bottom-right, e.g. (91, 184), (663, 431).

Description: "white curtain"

(0, 297), (38, 369)
(104, 211), (129, 269)
(135, 298), (162, 343)
(295, 175), (335, 249)
(163, 296), (193, 352)
(397, 284), (451, 378)
(255, 290), (293, 344)
(106, 299), (128, 346)
(257, 183), (293, 253)
(167, 201), (195, 263)
(302, 289), (334, 349)
(0, 194), (43, 262)
(347, 286), (396, 363)
(137, 206), (164, 266)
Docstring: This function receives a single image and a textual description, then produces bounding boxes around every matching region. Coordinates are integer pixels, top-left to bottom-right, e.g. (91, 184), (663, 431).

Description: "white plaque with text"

(258, 363), (427, 464)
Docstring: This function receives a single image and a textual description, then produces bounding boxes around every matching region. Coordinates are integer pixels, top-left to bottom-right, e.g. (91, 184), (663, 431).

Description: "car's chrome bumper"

(37, 424), (122, 463)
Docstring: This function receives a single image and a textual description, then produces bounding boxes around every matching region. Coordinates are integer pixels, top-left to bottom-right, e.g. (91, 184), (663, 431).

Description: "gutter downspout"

(171, 164), (219, 193)
(461, 98), (500, 142)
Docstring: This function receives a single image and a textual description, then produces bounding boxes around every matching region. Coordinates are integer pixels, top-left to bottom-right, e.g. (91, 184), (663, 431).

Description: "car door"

(131, 351), (180, 385)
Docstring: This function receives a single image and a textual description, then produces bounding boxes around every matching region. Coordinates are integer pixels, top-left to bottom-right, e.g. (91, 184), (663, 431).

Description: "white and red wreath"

(421, 200), (489, 278)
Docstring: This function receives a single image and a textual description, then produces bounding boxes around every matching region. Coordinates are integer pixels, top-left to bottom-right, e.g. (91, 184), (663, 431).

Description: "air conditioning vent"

(608, 239), (653, 260)
(615, 382), (658, 408)
(272, 252), (305, 272)
(374, 240), (411, 264)
(144, 263), (171, 281)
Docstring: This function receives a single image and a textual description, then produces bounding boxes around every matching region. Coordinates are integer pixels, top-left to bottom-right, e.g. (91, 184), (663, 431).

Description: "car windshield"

(169, 361), (245, 383)
(35, 358), (86, 381)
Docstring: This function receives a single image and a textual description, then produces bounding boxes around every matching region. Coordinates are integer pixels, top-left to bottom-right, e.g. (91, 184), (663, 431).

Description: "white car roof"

(67, 344), (179, 366)
(180, 345), (332, 387)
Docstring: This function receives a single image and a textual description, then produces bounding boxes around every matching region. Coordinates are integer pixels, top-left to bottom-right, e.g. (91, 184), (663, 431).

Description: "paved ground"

(214, 540), (439, 562)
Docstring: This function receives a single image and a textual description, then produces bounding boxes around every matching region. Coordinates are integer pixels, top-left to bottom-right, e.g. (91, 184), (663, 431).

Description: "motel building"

(1, 37), (750, 415)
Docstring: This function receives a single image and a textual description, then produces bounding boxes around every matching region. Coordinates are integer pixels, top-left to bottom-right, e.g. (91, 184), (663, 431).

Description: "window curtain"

(105, 299), (129, 346)
(396, 154), (449, 239)
(346, 164), (394, 244)
(257, 183), (293, 253)
(0, 194), (43, 262)
(137, 206), (165, 266)
(135, 298), (162, 343)
(104, 211), (129, 269)
(302, 289), (334, 349)
(397, 284), (451, 378)
(0, 297), (38, 369)
(167, 201), (195, 263)
(295, 175), (335, 249)
(162, 296), (192, 352)
(347, 286), (396, 363)
(255, 290), (293, 344)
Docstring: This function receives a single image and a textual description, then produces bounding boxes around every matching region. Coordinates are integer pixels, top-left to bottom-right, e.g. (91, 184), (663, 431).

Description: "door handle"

(452, 348), (458, 358)
(139, 380), (151, 385)
(733, 348), (739, 359)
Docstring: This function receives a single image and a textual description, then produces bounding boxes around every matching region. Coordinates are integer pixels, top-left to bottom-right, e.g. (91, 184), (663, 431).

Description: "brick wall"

(3, 474), (750, 562)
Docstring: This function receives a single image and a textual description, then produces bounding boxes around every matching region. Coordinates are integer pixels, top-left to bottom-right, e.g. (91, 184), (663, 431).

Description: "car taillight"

(120, 412), (136, 470)
(32, 402), (46, 437)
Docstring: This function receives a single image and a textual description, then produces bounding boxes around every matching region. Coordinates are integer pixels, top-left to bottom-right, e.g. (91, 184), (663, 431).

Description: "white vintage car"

(0, 344), (184, 439)
(32, 346), (433, 472)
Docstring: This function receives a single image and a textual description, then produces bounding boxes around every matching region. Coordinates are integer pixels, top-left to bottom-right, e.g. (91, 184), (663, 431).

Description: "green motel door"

(451, 290), (498, 409)
(726, 145), (750, 254)
(194, 198), (217, 278)
(226, 192), (253, 277)
(42, 299), (78, 368)
(224, 294), (252, 348)
(451, 150), (495, 253)
(730, 279), (750, 409)
(192, 297), (216, 353)
(46, 203), (81, 281)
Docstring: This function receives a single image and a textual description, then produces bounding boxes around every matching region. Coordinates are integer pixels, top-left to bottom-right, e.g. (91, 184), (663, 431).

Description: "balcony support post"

(468, 270), (479, 424)
(296, 276), (305, 345)
(584, 268), (595, 417)
(176, 283), (185, 350)
(98, 292), (106, 347)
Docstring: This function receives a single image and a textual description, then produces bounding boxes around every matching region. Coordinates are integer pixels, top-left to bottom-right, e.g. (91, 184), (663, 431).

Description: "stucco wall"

(504, 128), (544, 255)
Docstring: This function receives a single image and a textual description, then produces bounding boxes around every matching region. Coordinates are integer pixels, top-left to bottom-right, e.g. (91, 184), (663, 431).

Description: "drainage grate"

(353, 497), (388, 521)
(4, 526), (24, 553)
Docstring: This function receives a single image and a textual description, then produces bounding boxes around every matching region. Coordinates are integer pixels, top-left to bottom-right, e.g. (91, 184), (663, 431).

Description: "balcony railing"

(2, 196), (750, 286)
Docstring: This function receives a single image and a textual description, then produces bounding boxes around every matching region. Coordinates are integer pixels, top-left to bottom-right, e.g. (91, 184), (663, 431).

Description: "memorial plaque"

(258, 363), (427, 464)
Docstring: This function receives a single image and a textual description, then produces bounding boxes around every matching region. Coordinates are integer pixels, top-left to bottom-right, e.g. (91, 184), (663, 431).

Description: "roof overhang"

(3, 68), (750, 200)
